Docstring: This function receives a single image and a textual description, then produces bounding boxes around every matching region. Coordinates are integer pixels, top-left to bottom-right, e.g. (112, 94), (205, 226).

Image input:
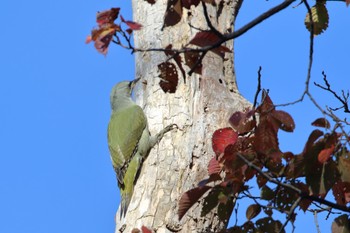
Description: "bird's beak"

(130, 78), (141, 90)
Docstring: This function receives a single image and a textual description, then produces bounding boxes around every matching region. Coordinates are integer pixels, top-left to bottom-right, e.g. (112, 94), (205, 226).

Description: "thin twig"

(253, 66), (262, 108)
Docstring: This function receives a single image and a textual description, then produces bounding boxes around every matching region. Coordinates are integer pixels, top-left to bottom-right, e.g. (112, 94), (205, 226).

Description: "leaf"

(260, 185), (274, 201)
(347, 0), (350, 7)
(304, 2), (329, 35)
(178, 186), (211, 220)
(90, 24), (120, 55)
(256, 90), (275, 114)
(201, 186), (221, 217)
(302, 129), (324, 155)
(246, 204), (261, 221)
(229, 110), (256, 134)
(120, 15), (143, 31)
(189, 31), (231, 56)
(318, 145), (335, 163)
(181, 0), (200, 9)
(96, 8), (120, 26)
(312, 118), (331, 129)
(165, 44), (186, 81)
(338, 150), (350, 182)
(255, 217), (285, 233)
(208, 157), (222, 176)
(141, 226), (152, 233)
(293, 182), (312, 211)
(332, 181), (350, 206)
(332, 214), (350, 233)
(271, 110), (295, 132)
(144, 0), (156, 4)
(212, 128), (238, 156)
(306, 160), (340, 197)
(218, 198), (235, 222)
(184, 51), (202, 75)
(158, 62), (179, 93)
(163, 0), (182, 28)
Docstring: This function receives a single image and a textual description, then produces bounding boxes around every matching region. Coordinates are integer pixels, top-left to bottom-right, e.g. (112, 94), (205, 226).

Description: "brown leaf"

(145, 0), (156, 4)
(312, 118), (331, 129)
(302, 129), (324, 155)
(163, 0), (182, 28)
(165, 45), (186, 81)
(181, 0), (200, 9)
(184, 51), (202, 75)
(338, 150), (350, 183)
(332, 214), (350, 233)
(246, 204), (261, 221)
(178, 186), (211, 220)
(212, 128), (238, 156)
(260, 185), (274, 201)
(256, 90), (275, 114)
(158, 62), (179, 93)
(271, 110), (295, 132)
(333, 181), (350, 206)
(294, 182), (312, 211)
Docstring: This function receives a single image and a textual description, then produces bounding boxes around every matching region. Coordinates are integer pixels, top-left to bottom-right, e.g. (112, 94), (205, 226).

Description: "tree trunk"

(116, 1), (250, 232)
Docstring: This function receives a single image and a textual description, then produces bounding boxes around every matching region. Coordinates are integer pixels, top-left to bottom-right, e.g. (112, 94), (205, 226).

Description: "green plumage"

(108, 79), (176, 218)
(108, 79), (150, 218)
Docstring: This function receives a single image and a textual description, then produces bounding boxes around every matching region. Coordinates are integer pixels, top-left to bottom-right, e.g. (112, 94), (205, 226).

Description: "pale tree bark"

(116, 0), (251, 232)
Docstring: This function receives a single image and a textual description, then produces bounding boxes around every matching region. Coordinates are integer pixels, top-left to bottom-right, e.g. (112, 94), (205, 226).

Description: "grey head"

(110, 78), (140, 110)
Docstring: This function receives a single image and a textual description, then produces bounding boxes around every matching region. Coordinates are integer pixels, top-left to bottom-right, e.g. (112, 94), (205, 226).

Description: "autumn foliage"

(178, 91), (350, 232)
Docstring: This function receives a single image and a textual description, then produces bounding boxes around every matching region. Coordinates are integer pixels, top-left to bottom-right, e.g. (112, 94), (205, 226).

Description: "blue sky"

(0, 0), (349, 233)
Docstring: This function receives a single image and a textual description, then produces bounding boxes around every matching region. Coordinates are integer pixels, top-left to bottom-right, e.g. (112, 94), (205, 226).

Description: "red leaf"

(141, 226), (152, 233)
(96, 8), (120, 26)
(120, 15), (143, 30)
(208, 157), (222, 176)
(229, 110), (256, 134)
(312, 118), (330, 129)
(158, 62), (179, 93)
(178, 186), (211, 220)
(212, 128), (238, 156)
(90, 25), (120, 55)
(271, 110), (295, 132)
(190, 31), (221, 47)
(318, 145), (335, 163)
(347, 0), (350, 6)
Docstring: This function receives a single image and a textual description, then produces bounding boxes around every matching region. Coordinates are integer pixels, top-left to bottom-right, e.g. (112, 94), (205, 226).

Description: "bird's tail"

(120, 189), (132, 218)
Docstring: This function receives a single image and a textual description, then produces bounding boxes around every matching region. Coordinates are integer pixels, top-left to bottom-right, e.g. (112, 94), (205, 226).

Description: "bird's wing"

(107, 104), (147, 186)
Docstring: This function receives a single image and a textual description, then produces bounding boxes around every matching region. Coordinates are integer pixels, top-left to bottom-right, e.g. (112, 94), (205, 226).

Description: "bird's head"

(110, 78), (140, 109)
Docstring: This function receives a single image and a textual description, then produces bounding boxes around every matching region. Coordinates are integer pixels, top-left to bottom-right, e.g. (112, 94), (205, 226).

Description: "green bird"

(107, 78), (175, 218)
